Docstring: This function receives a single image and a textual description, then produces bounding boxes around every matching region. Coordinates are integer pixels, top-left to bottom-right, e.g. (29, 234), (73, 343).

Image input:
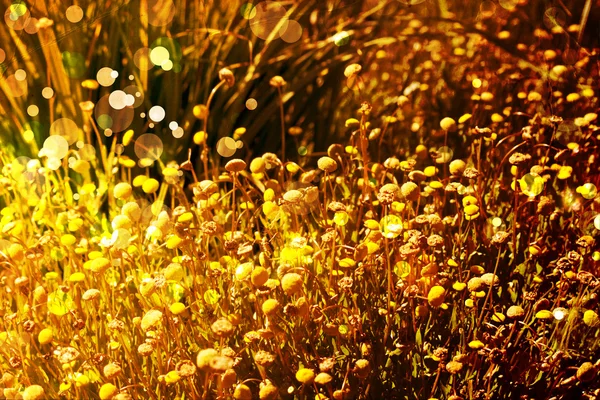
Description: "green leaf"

(47, 290), (75, 316)
(203, 289), (220, 305)
(415, 328), (422, 347)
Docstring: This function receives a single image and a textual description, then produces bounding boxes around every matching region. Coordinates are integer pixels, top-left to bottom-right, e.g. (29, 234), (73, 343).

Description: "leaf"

(415, 328), (422, 347)
(203, 289), (221, 305)
(364, 37), (397, 47)
(47, 290), (75, 316)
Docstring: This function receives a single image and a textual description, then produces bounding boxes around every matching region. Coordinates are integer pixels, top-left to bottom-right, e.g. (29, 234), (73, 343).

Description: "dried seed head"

(254, 350), (276, 367)
(281, 273), (303, 296)
(314, 372), (333, 385)
(225, 159), (246, 173)
(409, 170), (427, 182)
(141, 309), (163, 331)
(344, 63), (362, 78)
(467, 277), (485, 292)
(576, 362), (596, 382)
(445, 360), (463, 374)
(197, 349), (218, 371)
(218, 68), (235, 86)
(318, 156), (338, 173)
(259, 382), (279, 400)
(269, 75), (286, 88)
(509, 152), (531, 165)
(481, 273), (499, 286)
(104, 363), (123, 380)
(354, 359), (371, 379)
(211, 319), (234, 337)
(401, 182), (420, 202)
(449, 159), (466, 176)
(507, 305), (525, 319)
(283, 189), (303, 204)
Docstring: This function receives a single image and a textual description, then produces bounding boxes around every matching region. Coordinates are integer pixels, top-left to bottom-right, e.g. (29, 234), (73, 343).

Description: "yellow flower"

(296, 368), (315, 384)
(99, 383), (118, 400)
(38, 328), (53, 345)
(113, 182), (132, 200)
(262, 299), (280, 316)
(427, 286), (446, 307)
(142, 178), (160, 194)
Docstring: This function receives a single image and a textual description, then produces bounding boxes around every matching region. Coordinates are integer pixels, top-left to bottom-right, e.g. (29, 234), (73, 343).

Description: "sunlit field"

(0, 0), (599, 399)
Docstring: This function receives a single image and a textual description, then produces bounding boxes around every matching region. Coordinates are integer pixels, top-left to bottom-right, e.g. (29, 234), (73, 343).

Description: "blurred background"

(0, 0), (598, 176)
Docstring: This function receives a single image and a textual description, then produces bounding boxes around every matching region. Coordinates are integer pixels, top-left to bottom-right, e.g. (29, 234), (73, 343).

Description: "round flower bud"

(99, 383), (118, 400)
(449, 159), (466, 176)
(317, 156), (338, 173)
(281, 273), (303, 295)
(251, 267), (269, 287)
(22, 385), (45, 400)
(38, 328), (53, 345)
(269, 75), (286, 88)
(440, 117), (457, 131)
(142, 178), (159, 194)
(296, 368), (315, 384)
(401, 182), (420, 202)
(583, 310), (599, 327)
(577, 362), (596, 382)
(262, 299), (280, 316)
(113, 182), (132, 200)
(427, 286), (446, 307)
(354, 359), (371, 379)
(234, 384), (252, 400)
(259, 383), (278, 400)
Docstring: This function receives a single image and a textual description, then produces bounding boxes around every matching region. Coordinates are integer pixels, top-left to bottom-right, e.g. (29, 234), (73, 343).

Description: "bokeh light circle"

(42, 135), (69, 160)
(50, 118), (80, 145)
(544, 7), (566, 29)
(279, 20), (303, 43)
(246, 98), (258, 110)
(123, 85), (144, 108)
(216, 137), (237, 157)
(148, 105), (166, 122)
(141, 0), (176, 26)
(66, 5), (84, 23)
(249, 1), (287, 40)
(435, 146), (453, 164)
(134, 48), (154, 70)
(578, 183), (598, 200)
(380, 215), (403, 239)
(95, 94), (134, 132)
(134, 134), (164, 161)
(27, 105), (39, 117)
(172, 127), (184, 138)
(519, 173), (544, 197)
(109, 90), (129, 110)
(42, 87), (54, 99)
(97, 67), (117, 87)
